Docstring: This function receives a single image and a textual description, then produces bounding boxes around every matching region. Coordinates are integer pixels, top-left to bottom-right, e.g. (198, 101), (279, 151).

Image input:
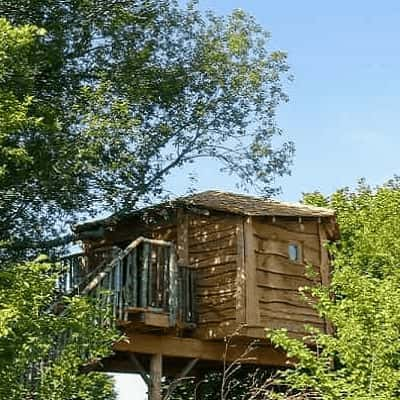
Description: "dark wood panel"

(190, 254), (237, 268)
(189, 225), (237, 242)
(189, 238), (236, 254)
(257, 287), (315, 306)
(259, 302), (320, 320)
(196, 269), (237, 282)
(255, 253), (321, 280)
(253, 218), (319, 236)
(256, 270), (318, 291)
(262, 316), (324, 334)
(195, 262), (237, 275)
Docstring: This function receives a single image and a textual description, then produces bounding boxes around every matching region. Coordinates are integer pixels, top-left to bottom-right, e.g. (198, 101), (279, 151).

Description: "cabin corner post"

(235, 219), (246, 324)
(243, 216), (259, 327)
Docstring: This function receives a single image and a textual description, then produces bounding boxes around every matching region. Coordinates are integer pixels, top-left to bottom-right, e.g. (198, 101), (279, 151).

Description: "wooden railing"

(83, 237), (176, 324)
(179, 266), (196, 325)
(57, 252), (86, 294)
(23, 238), (196, 390)
(58, 247), (119, 294)
(80, 237), (196, 327)
(57, 238), (197, 327)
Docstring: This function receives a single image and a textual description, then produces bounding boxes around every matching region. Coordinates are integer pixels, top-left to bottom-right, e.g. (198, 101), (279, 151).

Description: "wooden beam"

(150, 353), (162, 400)
(243, 217), (259, 326)
(236, 219), (246, 323)
(114, 334), (287, 367)
(128, 353), (150, 385)
(144, 311), (170, 328)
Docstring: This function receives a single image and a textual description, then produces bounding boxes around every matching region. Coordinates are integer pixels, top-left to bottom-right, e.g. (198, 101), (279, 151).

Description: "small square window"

(288, 243), (301, 263)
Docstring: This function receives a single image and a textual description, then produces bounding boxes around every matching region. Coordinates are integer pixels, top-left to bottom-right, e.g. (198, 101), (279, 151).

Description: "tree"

(0, 2), (293, 397)
(0, 19), (118, 400)
(0, 18), (48, 260)
(268, 179), (400, 400)
(0, 259), (118, 400)
(0, 0), (293, 259)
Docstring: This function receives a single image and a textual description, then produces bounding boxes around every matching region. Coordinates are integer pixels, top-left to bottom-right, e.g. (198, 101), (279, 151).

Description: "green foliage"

(0, 18), (44, 183)
(0, 2), (294, 397)
(0, 0), (293, 259)
(0, 260), (118, 399)
(304, 178), (400, 278)
(268, 179), (400, 400)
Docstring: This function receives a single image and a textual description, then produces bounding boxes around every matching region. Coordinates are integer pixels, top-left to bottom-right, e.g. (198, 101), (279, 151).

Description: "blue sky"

(116, 1), (400, 397)
(165, 0), (400, 202)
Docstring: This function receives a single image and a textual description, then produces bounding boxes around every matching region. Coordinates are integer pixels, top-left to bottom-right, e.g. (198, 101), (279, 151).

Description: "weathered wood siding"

(81, 209), (331, 341)
(251, 217), (325, 337)
(188, 213), (240, 339)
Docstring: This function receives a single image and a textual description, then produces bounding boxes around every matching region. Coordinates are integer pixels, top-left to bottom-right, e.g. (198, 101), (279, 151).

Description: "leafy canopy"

(1, 0), (293, 259)
(0, 259), (118, 400)
(269, 179), (400, 400)
(0, 2), (293, 397)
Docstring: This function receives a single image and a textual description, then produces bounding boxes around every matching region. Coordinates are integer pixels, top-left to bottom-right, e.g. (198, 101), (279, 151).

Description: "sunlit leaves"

(0, 260), (118, 400)
(1, 1), (293, 261)
(268, 179), (400, 400)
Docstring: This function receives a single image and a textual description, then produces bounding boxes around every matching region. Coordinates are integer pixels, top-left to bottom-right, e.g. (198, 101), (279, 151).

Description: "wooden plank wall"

(252, 217), (325, 338)
(188, 213), (239, 339)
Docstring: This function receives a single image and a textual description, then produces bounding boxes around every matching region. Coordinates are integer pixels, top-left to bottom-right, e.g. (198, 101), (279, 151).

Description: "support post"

(243, 217), (259, 326)
(168, 247), (178, 326)
(149, 353), (162, 400)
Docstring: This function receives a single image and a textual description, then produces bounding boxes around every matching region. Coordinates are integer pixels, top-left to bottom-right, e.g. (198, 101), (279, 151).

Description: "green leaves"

(0, 3), (294, 395)
(268, 179), (400, 400)
(1, 1), (293, 260)
(0, 260), (118, 400)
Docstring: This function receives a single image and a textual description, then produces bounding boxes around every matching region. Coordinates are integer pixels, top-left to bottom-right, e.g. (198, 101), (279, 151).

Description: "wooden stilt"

(149, 353), (162, 400)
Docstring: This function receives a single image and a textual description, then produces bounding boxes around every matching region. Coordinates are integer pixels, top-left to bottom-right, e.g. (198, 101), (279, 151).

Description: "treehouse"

(64, 191), (337, 399)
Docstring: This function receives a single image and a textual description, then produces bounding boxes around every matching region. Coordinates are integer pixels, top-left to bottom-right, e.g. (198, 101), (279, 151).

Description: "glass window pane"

(288, 244), (299, 262)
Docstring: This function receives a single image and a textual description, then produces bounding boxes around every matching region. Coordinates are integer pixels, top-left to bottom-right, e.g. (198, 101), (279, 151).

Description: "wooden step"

(124, 308), (170, 328)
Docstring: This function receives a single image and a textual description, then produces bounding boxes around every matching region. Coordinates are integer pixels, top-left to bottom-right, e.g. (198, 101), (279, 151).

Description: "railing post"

(163, 246), (169, 310)
(111, 266), (116, 320)
(168, 246), (177, 326)
(190, 268), (196, 323)
(156, 246), (161, 308)
(141, 243), (150, 308)
(147, 244), (154, 307)
(132, 249), (138, 307)
(117, 258), (123, 320)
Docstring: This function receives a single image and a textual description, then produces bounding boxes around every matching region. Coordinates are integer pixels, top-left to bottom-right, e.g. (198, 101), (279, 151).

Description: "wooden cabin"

(69, 191), (338, 398)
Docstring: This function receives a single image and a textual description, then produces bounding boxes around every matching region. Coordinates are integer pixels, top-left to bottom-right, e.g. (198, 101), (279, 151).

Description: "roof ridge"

(74, 190), (335, 232)
(178, 190), (333, 211)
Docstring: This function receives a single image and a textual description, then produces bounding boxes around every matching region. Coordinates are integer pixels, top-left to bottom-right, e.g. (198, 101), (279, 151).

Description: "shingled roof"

(75, 190), (334, 233)
(174, 190), (334, 218)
